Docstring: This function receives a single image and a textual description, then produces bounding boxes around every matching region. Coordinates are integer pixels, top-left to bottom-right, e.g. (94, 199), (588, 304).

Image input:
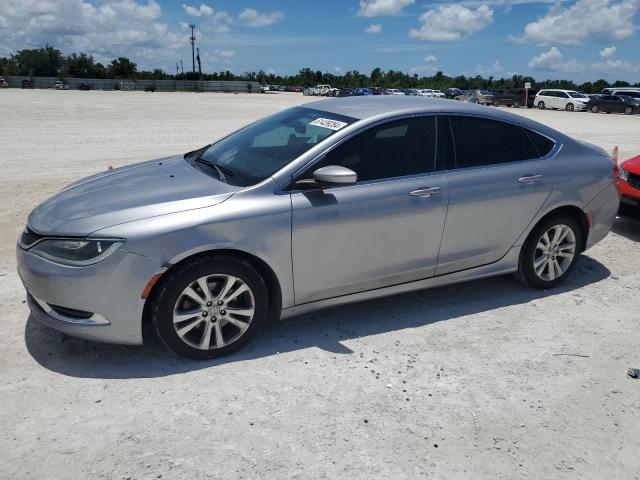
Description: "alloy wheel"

(533, 224), (576, 281)
(172, 274), (255, 350)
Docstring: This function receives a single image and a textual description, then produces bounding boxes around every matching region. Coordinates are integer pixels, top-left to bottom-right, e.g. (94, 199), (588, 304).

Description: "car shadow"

(613, 209), (640, 242)
(25, 255), (610, 379)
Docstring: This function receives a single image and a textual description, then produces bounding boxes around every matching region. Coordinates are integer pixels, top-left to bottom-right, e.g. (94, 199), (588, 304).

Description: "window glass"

(196, 107), (356, 187)
(299, 116), (437, 184)
(523, 129), (555, 158)
(449, 116), (529, 168)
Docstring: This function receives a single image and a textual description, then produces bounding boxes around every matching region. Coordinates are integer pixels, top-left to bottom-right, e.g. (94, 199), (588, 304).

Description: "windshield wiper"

(194, 156), (234, 181)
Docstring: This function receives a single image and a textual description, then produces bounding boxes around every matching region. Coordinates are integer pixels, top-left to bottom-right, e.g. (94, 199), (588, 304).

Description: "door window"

(298, 116), (437, 184)
(448, 116), (534, 168)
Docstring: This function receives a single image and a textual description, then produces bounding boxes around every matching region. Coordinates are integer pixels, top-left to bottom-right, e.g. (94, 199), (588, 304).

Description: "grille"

(19, 227), (44, 249)
(627, 172), (640, 190)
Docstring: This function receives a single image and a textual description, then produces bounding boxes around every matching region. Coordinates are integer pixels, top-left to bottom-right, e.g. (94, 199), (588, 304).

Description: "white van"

(534, 89), (589, 111)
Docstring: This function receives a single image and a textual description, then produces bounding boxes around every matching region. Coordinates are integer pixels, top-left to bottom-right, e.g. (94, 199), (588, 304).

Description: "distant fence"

(3, 76), (260, 93)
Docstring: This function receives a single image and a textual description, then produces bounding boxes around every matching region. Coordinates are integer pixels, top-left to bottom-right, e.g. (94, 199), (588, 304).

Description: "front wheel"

(591, 105), (599, 113)
(565, 103), (574, 111)
(517, 214), (582, 289)
(152, 255), (269, 359)
(625, 106), (633, 115)
(537, 101), (545, 109)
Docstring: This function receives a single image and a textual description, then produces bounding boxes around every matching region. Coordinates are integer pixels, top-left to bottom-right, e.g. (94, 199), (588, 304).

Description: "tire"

(591, 105), (599, 113)
(565, 103), (574, 111)
(152, 254), (269, 360)
(625, 106), (633, 115)
(537, 101), (545, 109)
(516, 214), (582, 289)
(514, 101), (520, 108)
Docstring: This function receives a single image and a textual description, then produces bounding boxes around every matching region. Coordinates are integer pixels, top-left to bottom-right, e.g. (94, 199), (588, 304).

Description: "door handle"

(518, 174), (544, 184)
(409, 187), (442, 197)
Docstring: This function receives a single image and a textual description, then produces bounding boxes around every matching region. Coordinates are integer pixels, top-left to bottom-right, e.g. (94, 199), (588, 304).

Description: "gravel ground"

(1, 90), (639, 480)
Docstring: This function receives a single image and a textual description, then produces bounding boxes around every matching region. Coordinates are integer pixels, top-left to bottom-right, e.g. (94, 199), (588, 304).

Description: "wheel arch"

(526, 204), (589, 252)
(142, 248), (283, 329)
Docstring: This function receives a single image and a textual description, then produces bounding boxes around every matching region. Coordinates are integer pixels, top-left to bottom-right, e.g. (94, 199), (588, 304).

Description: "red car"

(619, 154), (640, 209)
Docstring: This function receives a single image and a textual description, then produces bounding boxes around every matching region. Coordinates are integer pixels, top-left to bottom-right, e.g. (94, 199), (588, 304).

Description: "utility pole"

(196, 48), (202, 77)
(189, 24), (196, 76)
(176, 62), (179, 76)
(180, 60), (184, 75)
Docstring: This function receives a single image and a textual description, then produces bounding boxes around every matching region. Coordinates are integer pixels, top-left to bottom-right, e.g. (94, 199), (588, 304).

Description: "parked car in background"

(456, 90), (494, 105)
(385, 88), (405, 96)
(144, 85), (157, 92)
(17, 97), (618, 359)
(52, 80), (69, 90)
(354, 88), (373, 96)
(534, 90), (589, 111)
(21, 79), (34, 89)
(417, 89), (445, 98)
(312, 84), (332, 96)
(587, 94), (640, 115)
(600, 87), (640, 99)
(444, 88), (462, 99)
(78, 82), (92, 90)
(619, 154), (640, 210)
(337, 88), (356, 97)
(493, 88), (538, 108)
(0, 78), (8, 88)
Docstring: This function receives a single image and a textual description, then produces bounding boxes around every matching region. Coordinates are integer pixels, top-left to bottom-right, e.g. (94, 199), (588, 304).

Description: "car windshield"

(190, 107), (356, 187)
(569, 92), (587, 98)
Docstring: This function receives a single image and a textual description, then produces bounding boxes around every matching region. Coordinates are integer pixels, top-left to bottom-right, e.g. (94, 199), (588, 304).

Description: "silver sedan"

(17, 97), (619, 359)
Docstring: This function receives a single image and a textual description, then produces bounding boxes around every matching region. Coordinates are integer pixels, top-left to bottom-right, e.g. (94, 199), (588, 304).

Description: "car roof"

(302, 96), (566, 139)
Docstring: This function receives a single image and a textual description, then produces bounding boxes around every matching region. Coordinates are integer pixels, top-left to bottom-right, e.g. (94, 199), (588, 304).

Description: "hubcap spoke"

(199, 320), (214, 349)
(176, 317), (204, 338)
(173, 309), (202, 324)
(213, 322), (225, 348)
(224, 316), (251, 331)
(226, 307), (254, 317)
(224, 283), (249, 303)
(558, 241), (576, 251)
(216, 275), (237, 302)
(183, 286), (207, 307)
(535, 257), (548, 276)
(197, 277), (214, 303)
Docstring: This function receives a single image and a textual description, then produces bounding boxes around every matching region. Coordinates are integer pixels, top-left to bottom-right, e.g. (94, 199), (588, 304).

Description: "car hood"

(28, 155), (240, 236)
(621, 154), (640, 173)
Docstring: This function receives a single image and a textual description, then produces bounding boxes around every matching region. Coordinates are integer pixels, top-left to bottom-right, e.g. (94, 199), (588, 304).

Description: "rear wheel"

(591, 105), (599, 113)
(565, 103), (574, 111)
(152, 255), (268, 359)
(514, 100), (520, 108)
(537, 101), (545, 109)
(625, 106), (633, 115)
(517, 214), (582, 289)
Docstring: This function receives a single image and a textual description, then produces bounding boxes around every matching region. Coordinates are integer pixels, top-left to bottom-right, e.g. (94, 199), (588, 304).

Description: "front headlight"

(620, 168), (629, 181)
(29, 238), (123, 266)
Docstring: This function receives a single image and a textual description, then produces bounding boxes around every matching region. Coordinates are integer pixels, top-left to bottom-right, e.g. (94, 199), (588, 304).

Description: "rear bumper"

(17, 246), (163, 345)
(584, 180), (619, 250)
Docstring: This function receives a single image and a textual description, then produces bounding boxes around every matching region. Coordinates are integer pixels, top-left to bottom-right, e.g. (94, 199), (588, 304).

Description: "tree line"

(1, 46), (638, 93)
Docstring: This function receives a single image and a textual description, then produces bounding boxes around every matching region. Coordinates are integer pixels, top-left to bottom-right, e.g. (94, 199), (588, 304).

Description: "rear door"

(436, 115), (556, 275)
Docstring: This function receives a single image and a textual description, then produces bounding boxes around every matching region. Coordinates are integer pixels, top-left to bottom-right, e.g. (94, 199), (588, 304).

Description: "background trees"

(1, 46), (638, 92)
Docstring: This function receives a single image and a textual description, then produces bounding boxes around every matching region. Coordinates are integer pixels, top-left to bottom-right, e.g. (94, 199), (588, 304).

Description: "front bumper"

(17, 245), (163, 345)
(619, 177), (640, 206)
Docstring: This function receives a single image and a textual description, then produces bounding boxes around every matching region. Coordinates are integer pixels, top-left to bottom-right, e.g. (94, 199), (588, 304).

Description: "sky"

(0, 0), (639, 81)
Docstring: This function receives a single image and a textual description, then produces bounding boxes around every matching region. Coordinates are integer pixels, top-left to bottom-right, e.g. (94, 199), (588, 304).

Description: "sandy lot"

(1, 90), (639, 480)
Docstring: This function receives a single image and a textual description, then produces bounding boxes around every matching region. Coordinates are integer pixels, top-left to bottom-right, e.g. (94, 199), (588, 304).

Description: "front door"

(290, 116), (449, 304)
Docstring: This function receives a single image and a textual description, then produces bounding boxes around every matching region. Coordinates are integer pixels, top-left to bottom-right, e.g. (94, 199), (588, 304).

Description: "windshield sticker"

(309, 118), (349, 131)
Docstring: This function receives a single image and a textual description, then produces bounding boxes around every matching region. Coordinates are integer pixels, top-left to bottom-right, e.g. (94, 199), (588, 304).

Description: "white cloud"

(0, 0), (183, 64)
(357, 0), (415, 17)
(515, 0), (639, 45)
(423, 54), (437, 62)
(409, 4), (494, 41)
(475, 60), (505, 75)
(599, 46), (616, 58)
(333, 66), (343, 73)
(182, 3), (233, 33)
(182, 3), (214, 17)
(238, 8), (284, 27)
(528, 46), (585, 72)
(591, 59), (638, 73)
(365, 23), (383, 33)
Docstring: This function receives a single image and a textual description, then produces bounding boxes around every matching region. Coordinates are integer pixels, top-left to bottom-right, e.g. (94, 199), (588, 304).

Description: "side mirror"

(313, 165), (357, 186)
